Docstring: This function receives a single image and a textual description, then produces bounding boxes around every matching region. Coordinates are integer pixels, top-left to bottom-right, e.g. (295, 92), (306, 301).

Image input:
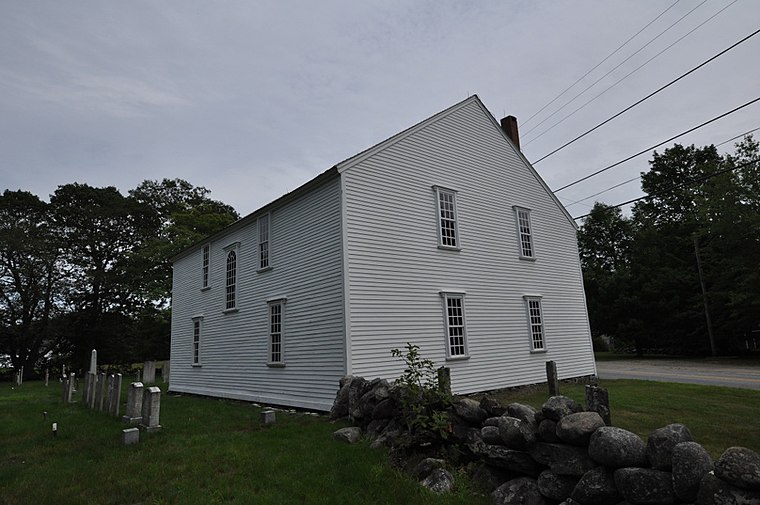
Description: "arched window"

(225, 250), (237, 310)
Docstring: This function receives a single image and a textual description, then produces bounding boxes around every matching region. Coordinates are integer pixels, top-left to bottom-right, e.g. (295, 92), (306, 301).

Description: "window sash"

(526, 298), (545, 351)
(192, 319), (201, 365)
(225, 250), (237, 309)
(201, 244), (210, 288)
(259, 215), (270, 269)
(515, 208), (534, 258)
(436, 188), (459, 248)
(269, 302), (283, 363)
(443, 294), (467, 357)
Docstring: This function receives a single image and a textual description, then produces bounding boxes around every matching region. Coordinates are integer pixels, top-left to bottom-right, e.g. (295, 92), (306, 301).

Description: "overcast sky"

(1, 0), (758, 220)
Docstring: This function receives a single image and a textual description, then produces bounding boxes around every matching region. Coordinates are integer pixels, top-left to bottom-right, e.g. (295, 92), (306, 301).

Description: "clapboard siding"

(170, 176), (345, 411)
(342, 97), (595, 393)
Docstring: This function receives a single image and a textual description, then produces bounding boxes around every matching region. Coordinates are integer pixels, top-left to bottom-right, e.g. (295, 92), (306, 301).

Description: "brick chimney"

(500, 115), (520, 150)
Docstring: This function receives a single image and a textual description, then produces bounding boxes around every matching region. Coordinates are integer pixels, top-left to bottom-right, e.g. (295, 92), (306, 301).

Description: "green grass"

(0, 381), (489, 505)
(486, 379), (760, 459)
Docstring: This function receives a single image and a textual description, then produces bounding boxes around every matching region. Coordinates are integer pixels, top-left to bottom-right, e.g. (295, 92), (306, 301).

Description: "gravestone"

(122, 427), (139, 445)
(261, 410), (276, 425)
(62, 364), (66, 379)
(122, 382), (144, 424)
(162, 361), (170, 383)
(89, 349), (97, 373)
(585, 385), (612, 425)
(66, 373), (76, 402)
(140, 386), (162, 433)
(546, 360), (560, 396)
(108, 373), (123, 417)
(96, 372), (107, 411)
(86, 372), (97, 408)
(142, 361), (156, 384)
(62, 376), (69, 402)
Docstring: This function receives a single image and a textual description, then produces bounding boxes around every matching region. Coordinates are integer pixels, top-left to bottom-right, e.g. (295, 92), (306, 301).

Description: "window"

(434, 186), (459, 249)
(224, 244), (238, 311)
(192, 317), (203, 365)
(258, 214), (270, 270)
(268, 299), (286, 365)
(441, 292), (468, 358)
(524, 296), (545, 352)
(201, 244), (210, 289)
(514, 207), (535, 259)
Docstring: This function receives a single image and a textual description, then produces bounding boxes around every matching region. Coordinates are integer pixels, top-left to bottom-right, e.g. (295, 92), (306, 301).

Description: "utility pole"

(693, 235), (717, 357)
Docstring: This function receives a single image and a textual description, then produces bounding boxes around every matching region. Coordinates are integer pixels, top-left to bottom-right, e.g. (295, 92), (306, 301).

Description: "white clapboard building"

(169, 95), (596, 411)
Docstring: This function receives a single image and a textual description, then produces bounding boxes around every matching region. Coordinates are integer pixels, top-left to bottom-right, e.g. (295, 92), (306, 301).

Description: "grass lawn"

(3, 377), (759, 504)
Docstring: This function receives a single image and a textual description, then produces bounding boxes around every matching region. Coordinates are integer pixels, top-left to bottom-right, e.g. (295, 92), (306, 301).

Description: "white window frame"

(223, 242), (240, 312)
(201, 244), (210, 290)
(524, 295), (546, 352)
(433, 186), (460, 250)
(192, 316), (203, 366)
(258, 214), (271, 272)
(440, 291), (468, 359)
(267, 297), (287, 367)
(513, 206), (535, 260)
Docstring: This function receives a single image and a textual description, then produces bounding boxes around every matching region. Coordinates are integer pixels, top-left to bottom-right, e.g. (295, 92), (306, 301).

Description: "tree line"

(0, 179), (238, 377)
(577, 135), (760, 356)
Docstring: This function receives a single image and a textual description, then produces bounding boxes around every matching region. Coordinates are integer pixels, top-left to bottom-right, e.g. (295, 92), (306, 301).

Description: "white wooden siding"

(342, 97), (595, 393)
(170, 176), (345, 411)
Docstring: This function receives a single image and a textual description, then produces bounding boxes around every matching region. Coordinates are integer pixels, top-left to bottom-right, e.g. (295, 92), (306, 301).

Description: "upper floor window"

(201, 244), (210, 289)
(514, 207), (535, 259)
(524, 296), (545, 352)
(258, 214), (270, 270)
(440, 291), (468, 359)
(223, 243), (239, 311)
(434, 186), (459, 249)
(268, 299), (286, 365)
(192, 317), (203, 365)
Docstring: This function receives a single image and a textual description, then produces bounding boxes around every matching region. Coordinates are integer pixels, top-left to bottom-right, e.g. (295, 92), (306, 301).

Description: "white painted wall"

(341, 97), (595, 393)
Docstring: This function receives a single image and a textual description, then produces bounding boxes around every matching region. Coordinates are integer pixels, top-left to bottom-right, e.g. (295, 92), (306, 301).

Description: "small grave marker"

(261, 410), (276, 425)
(122, 427), (140, 445)
(139, 386), (162, 433)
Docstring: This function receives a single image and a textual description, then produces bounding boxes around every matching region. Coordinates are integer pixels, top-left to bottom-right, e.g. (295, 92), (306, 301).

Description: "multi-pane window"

(525, 296), (545, 351)
(268, 300), (284, 364)
(514, 207), (535, 259)
(201, 244), (210, 289)
(434, 187), (459, 249)
(258, 214), (270, 270)
(225, 250), (237, 310)
(441, 292), (467, 358)
(192, 317), (202, 365)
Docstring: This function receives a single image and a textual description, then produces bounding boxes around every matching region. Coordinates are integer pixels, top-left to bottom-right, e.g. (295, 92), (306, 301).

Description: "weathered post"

(437, 366), (452, 396)
(585, 385), (612, 425)
(546, 360), (560, 396)
(139, 386), (162, 433)
(122, 382), (144, 424)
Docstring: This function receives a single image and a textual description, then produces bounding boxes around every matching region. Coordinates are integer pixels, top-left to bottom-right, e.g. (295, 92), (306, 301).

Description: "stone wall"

(330, 375), (760, 505)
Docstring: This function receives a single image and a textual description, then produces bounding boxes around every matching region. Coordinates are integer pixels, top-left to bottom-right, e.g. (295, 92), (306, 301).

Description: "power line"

(564, 124), (760, 208)
(572, 157), (759, 220)
(521, 0), (682, 128)
(523, 0), (736, 146)
(523, 0), (705, 139)
(553, 96), (760, 192)
(532, 27), (760, 165)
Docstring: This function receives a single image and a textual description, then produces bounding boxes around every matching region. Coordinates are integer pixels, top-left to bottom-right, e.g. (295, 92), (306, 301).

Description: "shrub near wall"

(330, 376), (760, 505)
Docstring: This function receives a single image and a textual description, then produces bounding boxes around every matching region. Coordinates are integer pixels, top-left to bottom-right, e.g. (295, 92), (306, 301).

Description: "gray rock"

(614, 468), (675, 505)
(697, 472), (760, 505)
(482, 425), (503, 445)
(481, 396), (507, 417)
(454, 398), (488, 425)
(421, 468), (454, 494)
(538, 470), (579, 501)
(329, 375), (354, 419)
(492, 477), (546, 505)
(715, 447), (760, 491)
(542, 396), (583, 421)
(371, 398), (397, 419)
(413, 457), (446, 480)
(483, 445), (540, 476)
(347, 377), (371, 421)
(558, 499), (583, 505)
(538, 419), (560, 442)
(673, 441), (714, 502)
(529, 442), (597, 476)
(572, 467), (620, 505)
(647, 424), (693, 470)
(556, 412), (605, 446)
(589, 427), (647, 468)
(369, 418), (404, 449)
(368, 378), (391, 401)
(497, 416), (537, 450)
(366, 418), (390, 440)
(507, 403), (539, 426)
(333, 426), (362, 444)
(471, 463), (514, 493)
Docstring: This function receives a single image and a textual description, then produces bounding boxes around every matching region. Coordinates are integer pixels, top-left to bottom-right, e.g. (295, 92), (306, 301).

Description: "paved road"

(596, 358), (760, 390)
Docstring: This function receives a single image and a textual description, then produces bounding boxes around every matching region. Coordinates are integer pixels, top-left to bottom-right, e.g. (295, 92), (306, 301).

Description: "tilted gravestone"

(122, 382), (144, 424)
(139, 386), (162, 433)
(142, 361), (156, 384)
(107, 373), (123, 417)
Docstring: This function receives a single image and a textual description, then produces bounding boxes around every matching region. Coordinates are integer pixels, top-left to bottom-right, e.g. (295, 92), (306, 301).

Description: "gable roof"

(172, 94), (576, 262)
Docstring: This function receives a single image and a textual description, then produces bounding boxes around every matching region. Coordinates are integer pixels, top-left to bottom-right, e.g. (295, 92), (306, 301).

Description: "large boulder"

(571, 467), (620, 505)
(471, 463), (514, 493)
(556, 412), (605, 446)
(538, 419), (560, 443)
(507, 403), (539, 427)
(492, 477), (546, 505)
(481, 396), (507, 417)
(537, 470), (579, 502)
(529, 442), (597, 476)
(482, 425), (503, 445)
(542, 396), (583, 421)
(413, 457), (446, 480)
(715, 447), (760, 491)
(454, 398), (488, 425)
(333, 426), (362, 444)
(347, 377), (371, 420)
(366, 418), (390, 440)
(497, 416), (537, 450)
(482, 445), (540, 476)
(697, 472), (760, 505)
(420, 468), (454, 494)
(371, 397), (397, 419)
(329, 375), (355, 419)
(614, 468), (675, 505)
(589, 427), (647, 468)
(672, 441), (714, 502)
(646, 424), (693, 470)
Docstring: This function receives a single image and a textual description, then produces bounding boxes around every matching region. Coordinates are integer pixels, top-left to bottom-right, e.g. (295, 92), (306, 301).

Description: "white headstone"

(122, 382), (144, 424)
(89, 349), (97, 373)
(139, 386), (162, 433)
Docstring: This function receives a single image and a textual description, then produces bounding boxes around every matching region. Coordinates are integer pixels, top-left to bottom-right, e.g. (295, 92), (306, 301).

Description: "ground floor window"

(440, 292), (468, 358)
